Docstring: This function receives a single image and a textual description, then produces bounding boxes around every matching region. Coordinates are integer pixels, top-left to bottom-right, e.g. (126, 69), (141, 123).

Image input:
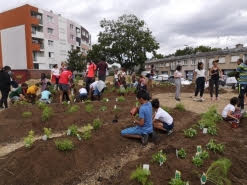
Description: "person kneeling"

(90, 80), (105, 101)
(77, 87), (88, 102)
(151, 99), (174, 135)
(39, 87), (52, 104)
(26, 83), (39, 104)
(222, 97), (241, 125)
(121, 90), (153, 146)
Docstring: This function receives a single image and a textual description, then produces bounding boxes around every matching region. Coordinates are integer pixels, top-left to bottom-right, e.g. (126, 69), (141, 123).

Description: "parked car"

(141, 71), (150, 77)
(153, 74), (169, 82)
(225, 77), (237, 88)
(181, 78), (192, 85)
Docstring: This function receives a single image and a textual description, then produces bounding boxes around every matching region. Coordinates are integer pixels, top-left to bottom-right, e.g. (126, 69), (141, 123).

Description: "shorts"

(163, 122), (174, 131)
(121, 126), (152, 136)
(59, 84), (69, 92)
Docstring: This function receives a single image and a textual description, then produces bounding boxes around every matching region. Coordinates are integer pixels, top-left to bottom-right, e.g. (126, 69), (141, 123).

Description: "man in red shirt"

(86, 60), (96, 92)
(59, 64), (72, 103)
(97, 58), (108, 82)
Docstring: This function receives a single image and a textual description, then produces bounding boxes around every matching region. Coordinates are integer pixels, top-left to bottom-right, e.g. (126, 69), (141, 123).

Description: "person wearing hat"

(209, 59), (222, 101)
(0, 66), (12, 109)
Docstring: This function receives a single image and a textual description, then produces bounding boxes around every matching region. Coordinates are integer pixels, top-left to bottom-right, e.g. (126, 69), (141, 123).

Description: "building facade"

(0, 4), (91, 70)
(145, 44), (247, 79)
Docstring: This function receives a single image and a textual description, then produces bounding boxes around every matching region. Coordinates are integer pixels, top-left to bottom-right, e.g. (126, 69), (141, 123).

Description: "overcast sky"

(1, 0), (247, 55)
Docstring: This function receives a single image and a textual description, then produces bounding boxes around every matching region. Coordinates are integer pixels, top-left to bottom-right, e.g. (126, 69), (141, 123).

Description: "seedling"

(200, 150), (209, 160)
(100, 106), (107, 112)
(206, 139), (224, 153)
(24, 130), (35, 148)
(198, 106), (222, 129)
(117, 96), (125, 102)
(67, 105), (80, 113)
(62, 101), (69, 106)
(55, 139), (74, 151)
(67, 124), (79, 136)
(22, 111), (32, 118)
(126, 87), (136, 94)
(84, 100), (92, 104)
(41, 106), (53, 122)
(192, 155), (204, 167)
(207, 126), (217, 135)
(184, 128), (197, 138)
(102, 98), (109, 102)
(93, 119), (102, 130)
(118, 87), (126, 95)
(81, 124), (93, 140)
(43, 127), (52, 138)
(130, 166), (153, 185)
(37, 101), (47, 109)
(169, 171), (188, 185)
(151, 150), (167, 166)
(175, 103), (185, 111)
(177, 148), (187, 159)
(85, 104), (93, 113)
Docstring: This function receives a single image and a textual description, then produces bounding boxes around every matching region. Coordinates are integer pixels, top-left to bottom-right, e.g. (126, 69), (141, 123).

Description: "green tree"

(174, 45), (219, 56)
(152, 52), (165, 59)
(67, 48), (86, 72)
(87, 44), (105, 64)
(94, 14), (159, 71)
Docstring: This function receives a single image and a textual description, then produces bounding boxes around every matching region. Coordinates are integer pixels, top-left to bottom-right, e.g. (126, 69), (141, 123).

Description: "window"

(219, 57), (225, 63)
(47, 28), (53, 34)
(49, 64), (54, 69)
(165, 63), (169, 67)
(70, 24), (74, 30)
(48, 40), (54, 47)
(47, 15), (53, 22)
(76, 28), (80, 33)
(48, 52), (54, 58)
(191, 59), (196, 65)
(34, 63), (39, 69)
(231, 56), (239, 63)
(70, 34), (74, 41)
(184, 60), (188, 65)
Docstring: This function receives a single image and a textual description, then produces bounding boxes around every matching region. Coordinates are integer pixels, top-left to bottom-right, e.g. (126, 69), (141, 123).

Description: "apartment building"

(0, 4), (91, 70)
(145, 44), (247, 79)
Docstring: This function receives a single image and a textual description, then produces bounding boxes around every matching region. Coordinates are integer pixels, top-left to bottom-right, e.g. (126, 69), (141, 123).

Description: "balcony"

(31, 27), (44, 39)
(32, 43), (41, 51)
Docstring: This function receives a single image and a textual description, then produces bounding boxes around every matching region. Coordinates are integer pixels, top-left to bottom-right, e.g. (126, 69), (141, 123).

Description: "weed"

(184, 128), (197, 138)
(41, 106), (53, 122)
(85, 104), (93, 113)
(67, 124), (79, 136)
(178, 148), (187, 159)
(93, 119), (102, 130)
(24, 130), (35, 148)
(175, 103), (185, 111)
(43, 127), (52, 138)
(152, 150), (167, 166)
(100, 106), (107, 112)
(206, 139), (224, 153)
(130, 166), (153, 185)
(68, 105), (80, 113)
(55, 139), (74, 151)
(22, 111), (32, 118)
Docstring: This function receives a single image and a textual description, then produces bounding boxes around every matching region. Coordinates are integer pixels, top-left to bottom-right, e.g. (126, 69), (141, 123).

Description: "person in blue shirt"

(39, 87), (52, 104)
(121, 90), (153, 145)
(236, 59), (247, 114)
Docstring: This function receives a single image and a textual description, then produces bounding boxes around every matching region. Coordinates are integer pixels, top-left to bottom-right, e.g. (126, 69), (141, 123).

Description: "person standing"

(97, 58), (108, 82)
(85, 61), (96, 93)
(51, 64), (60, 90)
(236, 59), (247, 114)
(209, 60), (222, 101)
(193, 62), (206, 102)
(59, 64), (73, 103)
(174, 65), (183, 101)
(0, 66), (12, 109)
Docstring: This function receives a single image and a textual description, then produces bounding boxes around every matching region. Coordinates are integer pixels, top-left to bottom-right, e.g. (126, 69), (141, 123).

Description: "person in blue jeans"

(121, 90), (153, 145)
(237, 59), (247, 114)
(39, 87), (52, 104)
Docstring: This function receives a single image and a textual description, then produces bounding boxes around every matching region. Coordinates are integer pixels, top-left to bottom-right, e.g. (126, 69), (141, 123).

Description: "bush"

(184, 128), (197, 138)
(67, 124), (79, 136)
(24, 130), (35, 148)
(175, 103), (185, 111)
(130, 166), (153, 185)
(68, 105), (80, 113)
(44, 127), (52, 138)
(85, 104), (93, 113)
(55, 139), (74, 151)
(117, 96), (125, 102)
(100, 106), (107, 111)
(22, 111), (32, 118)
(152, 150), (167, 166)
(178, 148), (187, 159)
(93, 119), (102, 130)
(41, 106), (53, 122)
(206, 139), (224, 153)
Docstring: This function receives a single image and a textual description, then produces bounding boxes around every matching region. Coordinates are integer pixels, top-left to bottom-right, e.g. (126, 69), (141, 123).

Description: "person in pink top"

(85, 60), (97, 92)
(58, 63), (73, 103)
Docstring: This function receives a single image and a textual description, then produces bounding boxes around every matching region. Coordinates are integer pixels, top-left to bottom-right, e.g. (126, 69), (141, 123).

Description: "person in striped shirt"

(236, 59), (247, 114)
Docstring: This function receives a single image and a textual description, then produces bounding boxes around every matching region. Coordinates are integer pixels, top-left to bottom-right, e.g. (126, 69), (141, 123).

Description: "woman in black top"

(0, 66), (12, 109)
(209, 60), (222, 101)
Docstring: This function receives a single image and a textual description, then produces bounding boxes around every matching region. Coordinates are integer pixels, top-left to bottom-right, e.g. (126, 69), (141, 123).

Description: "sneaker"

(193, 97), (199, 101)
(167, 129), (174, 135)
(200, 97), (205, 102)
(175, 98), (181, 101)
(141, 134), (149, 146)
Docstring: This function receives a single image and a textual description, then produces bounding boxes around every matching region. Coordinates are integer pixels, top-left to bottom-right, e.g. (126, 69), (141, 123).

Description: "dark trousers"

(86, 77), (95, 93)
(209, 78), (219, 97)
(239, 84), (247, 109)
(98, 74), (106, 82)
(0, 89), (10, 108)
(195, 77), (205, 97)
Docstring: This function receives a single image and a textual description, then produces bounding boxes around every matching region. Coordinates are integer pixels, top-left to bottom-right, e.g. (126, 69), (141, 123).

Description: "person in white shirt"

(77, 87), (88, 101)
(193, 62), (206, 101)
(174, 65), (183, 101)
(222, 97), (241, 123)
(51, 64), (60, 90)
(151, 99), (174, 135)
(89, 80), (106, 100)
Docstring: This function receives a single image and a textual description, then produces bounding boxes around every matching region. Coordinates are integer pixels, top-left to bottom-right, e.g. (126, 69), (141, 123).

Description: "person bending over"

(89, 80), (106, 101)
(9, 83), (28, 103)
(26, 83), (39, 103)
(39, 87), (52, 104)
(121, 90), (153, 145)
(151, 99), (174, 135)
(222, 97), (241, 124)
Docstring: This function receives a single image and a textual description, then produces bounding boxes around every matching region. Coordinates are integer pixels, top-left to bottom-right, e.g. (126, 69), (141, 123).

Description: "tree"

(87, 44), (105, 64)
(93, 14), (159, 71)
(152, 53), (165, 59)
(174, 45), (219, 56)
(67, 49), (86, 72)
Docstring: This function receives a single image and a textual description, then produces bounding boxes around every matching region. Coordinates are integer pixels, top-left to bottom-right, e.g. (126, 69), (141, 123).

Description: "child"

(9, 83), (28, 103)
(121, 90), (153, 145)
(77, 87), (88, 102)
(222, 97), (241, 124)
(26, 83), (39, 103)
(151, 99), (174, 135)
(90, 80), (106, 101)
(40, 73), (48, 92)
(39, 87), (52, 104)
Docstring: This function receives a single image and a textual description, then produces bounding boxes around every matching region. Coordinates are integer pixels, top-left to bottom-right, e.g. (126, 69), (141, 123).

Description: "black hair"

(53, 64), (58, 68)
(197, 62), (203, 70)
(21, 83), (28, 88)
(151, 99), (160, 109)
(176, 65), (182, 71)
(238, 58), (243, 63)
(136, 90), (150, 101)
(151, 64), (154, 68)
(230, 97), (239, 106)
(3, 66), (11, 71)
(41, 73), (46, 80)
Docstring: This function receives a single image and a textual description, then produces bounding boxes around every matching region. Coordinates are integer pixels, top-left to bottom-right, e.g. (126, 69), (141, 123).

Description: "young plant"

(200, 150), (209, 160)
(55, 139), (74, 151)
(100, 106), (107, 112)
(192, 154), (204, 167)
(198, 106), (222, 129)
(93, 118), (102, 130)
(43, 127), (52, 138)
(178, 148), (187, 159)
(130, 166), (153, 185)
(206, 139), (224, 153)
(62, 101), (69, 106)
(41, 106), (53, 122)
(175, 103), (185, 111)
(117, 96), (125, 102)
(102, 98), (109, 102)
(84, 100), (92, 104)
(207, 126), (217, 135)
(22, 111), (32, 118)
(152, 150), (167, 166)
(169, 178), (187, 185)
(85, 104), (93, 113)
(67, 105), (80, 113)
(126, 87), (136, 94)
(37, 101), (47, 109)
(81, 124), (93, 140)
(24, 130), (35, 148)
(67, 124), (79, 136)
(184, 128), (197, 138)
